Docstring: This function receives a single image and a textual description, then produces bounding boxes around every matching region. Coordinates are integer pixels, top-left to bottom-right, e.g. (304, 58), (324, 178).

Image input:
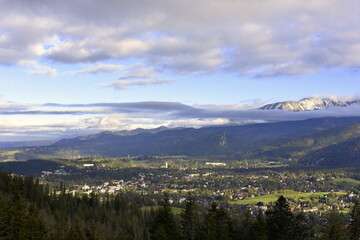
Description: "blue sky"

(1, 0), (360, 141)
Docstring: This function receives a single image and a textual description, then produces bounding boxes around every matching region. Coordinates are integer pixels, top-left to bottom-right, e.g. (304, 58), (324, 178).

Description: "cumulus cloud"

(0, 0), (360, 77)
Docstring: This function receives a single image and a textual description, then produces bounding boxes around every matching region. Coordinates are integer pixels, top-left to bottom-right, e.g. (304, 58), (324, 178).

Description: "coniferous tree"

(292, 212), (311, 240)
(66, 217), (85, 240)
(202, 202), (217, 240)
(8, 188), (27, 240)
(180, 195), (200, 240)
(202, 202), (232, 240)
(23, 204), (47, 240)
(85, 221), (100, 240)
(238, 208), (259, 240)
(253, 210), (267, 240)
(321, 210), (348, 240)
(0, 196), (11, 240)
(265, 196), (295, 240)
(150, 197), (179, 240)
(51, 212), (67, 240)
(350, 201), (360, 240)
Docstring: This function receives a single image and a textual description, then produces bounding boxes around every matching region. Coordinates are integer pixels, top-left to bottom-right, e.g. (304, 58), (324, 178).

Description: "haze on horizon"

(0, 0), (360, 141)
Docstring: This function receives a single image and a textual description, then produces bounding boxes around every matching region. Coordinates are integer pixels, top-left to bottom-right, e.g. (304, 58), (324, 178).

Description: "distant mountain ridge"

(75, 126), (175, 140)
(259, 97), (360, 112)
(15, 117), (360, 160)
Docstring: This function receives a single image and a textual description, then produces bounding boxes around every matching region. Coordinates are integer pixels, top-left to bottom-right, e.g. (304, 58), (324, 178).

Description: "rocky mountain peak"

(259, 97), (359, 112)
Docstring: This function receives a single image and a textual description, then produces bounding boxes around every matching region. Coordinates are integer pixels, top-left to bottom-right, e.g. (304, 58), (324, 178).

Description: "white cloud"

(30, 64), (57, 77)
(1, 98), (360, 140)
(106, 79), (172, 90)
(77, 64), (124, 74)
(169, 118), (231, 128)
(311, 94), (360, 102)
(79, 114), (167, 131)
(118, 64), (156, 79)
(0, 0), (359, 77)
(0, 103), (30, 111)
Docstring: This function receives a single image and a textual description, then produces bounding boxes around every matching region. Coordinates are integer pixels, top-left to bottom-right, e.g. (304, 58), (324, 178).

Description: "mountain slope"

(300, 137), (360, 167)
(244, 123), (360, 160)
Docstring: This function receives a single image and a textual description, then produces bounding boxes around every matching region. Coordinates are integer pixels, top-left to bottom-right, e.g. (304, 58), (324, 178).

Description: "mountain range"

(11, 116), (360, 167)
(4, 97), (360, 167)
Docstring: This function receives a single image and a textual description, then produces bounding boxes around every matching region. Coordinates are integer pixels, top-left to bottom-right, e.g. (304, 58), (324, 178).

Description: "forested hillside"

(1, 171), (360, 239)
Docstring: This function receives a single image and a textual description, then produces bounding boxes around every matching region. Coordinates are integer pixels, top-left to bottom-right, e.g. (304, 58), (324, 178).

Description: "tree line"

(0, 171), (360, 239)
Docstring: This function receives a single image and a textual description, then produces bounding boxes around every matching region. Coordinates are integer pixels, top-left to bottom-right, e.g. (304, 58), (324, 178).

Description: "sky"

(1, 0), (360, 141)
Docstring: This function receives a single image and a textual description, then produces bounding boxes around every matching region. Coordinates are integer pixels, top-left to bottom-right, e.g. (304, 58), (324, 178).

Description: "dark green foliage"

(350, 201), (360, 240)
(320, 210), (348, 240)
(266, 196), (310, 240)
(0, 170), (152, 240)
(237, 208), (267, 240)
(292, 213), (311, 240)
(253, 210), (268, 240)
(0, 195), (11, 240)
(66, 217), (85, 240)
(0, 159), (63, 177)
(266, 196), (294, 240)
(202, 202), (232, 240)
(150, 197), (179, 240)
(24, 204), (48, 240)
(180, 195), (200, 240)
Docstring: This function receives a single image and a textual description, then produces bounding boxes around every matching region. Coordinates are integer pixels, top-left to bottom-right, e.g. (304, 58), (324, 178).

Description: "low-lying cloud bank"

(1, 101), (360, 141)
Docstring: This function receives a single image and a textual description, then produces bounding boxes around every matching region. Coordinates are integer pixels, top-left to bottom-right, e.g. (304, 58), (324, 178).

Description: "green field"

(0, 150), (21, 162)
(332, 178), (360, 185)
(230, 191), (347, 205)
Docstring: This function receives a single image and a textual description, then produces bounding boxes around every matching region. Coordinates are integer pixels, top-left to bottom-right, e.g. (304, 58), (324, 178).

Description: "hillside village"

(39, 160), (360, 214)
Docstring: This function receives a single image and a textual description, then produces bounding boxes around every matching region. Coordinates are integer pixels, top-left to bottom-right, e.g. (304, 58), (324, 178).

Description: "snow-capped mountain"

(259, 98), (360, 112)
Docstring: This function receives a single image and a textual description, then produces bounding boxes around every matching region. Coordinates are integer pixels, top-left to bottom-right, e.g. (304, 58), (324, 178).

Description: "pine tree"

(202, 202), (232, 240)
(8, 190), (27, 240)
(265, 196), (295, 240)
(150, 197), (179, 240)
(85, 221), (100, 240)
(0, 196), (11, 240)
(66, 217), (85, 240)
(180, 195), (200, 240)
(51, 212), (67, 240)
(202, 202), (217, 240)
(350, 201), (360, 240)
(321, 210), (348, 240)
(239, 208), (257, 240)
(253, 210), (267, 240)
(292, 212), (310, 240)
(23, 204), (48, 240)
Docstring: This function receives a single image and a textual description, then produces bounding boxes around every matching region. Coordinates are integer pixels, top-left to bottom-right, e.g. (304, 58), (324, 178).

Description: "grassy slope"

(230, 191), (347, 205)
(331, 178), (360, 184)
